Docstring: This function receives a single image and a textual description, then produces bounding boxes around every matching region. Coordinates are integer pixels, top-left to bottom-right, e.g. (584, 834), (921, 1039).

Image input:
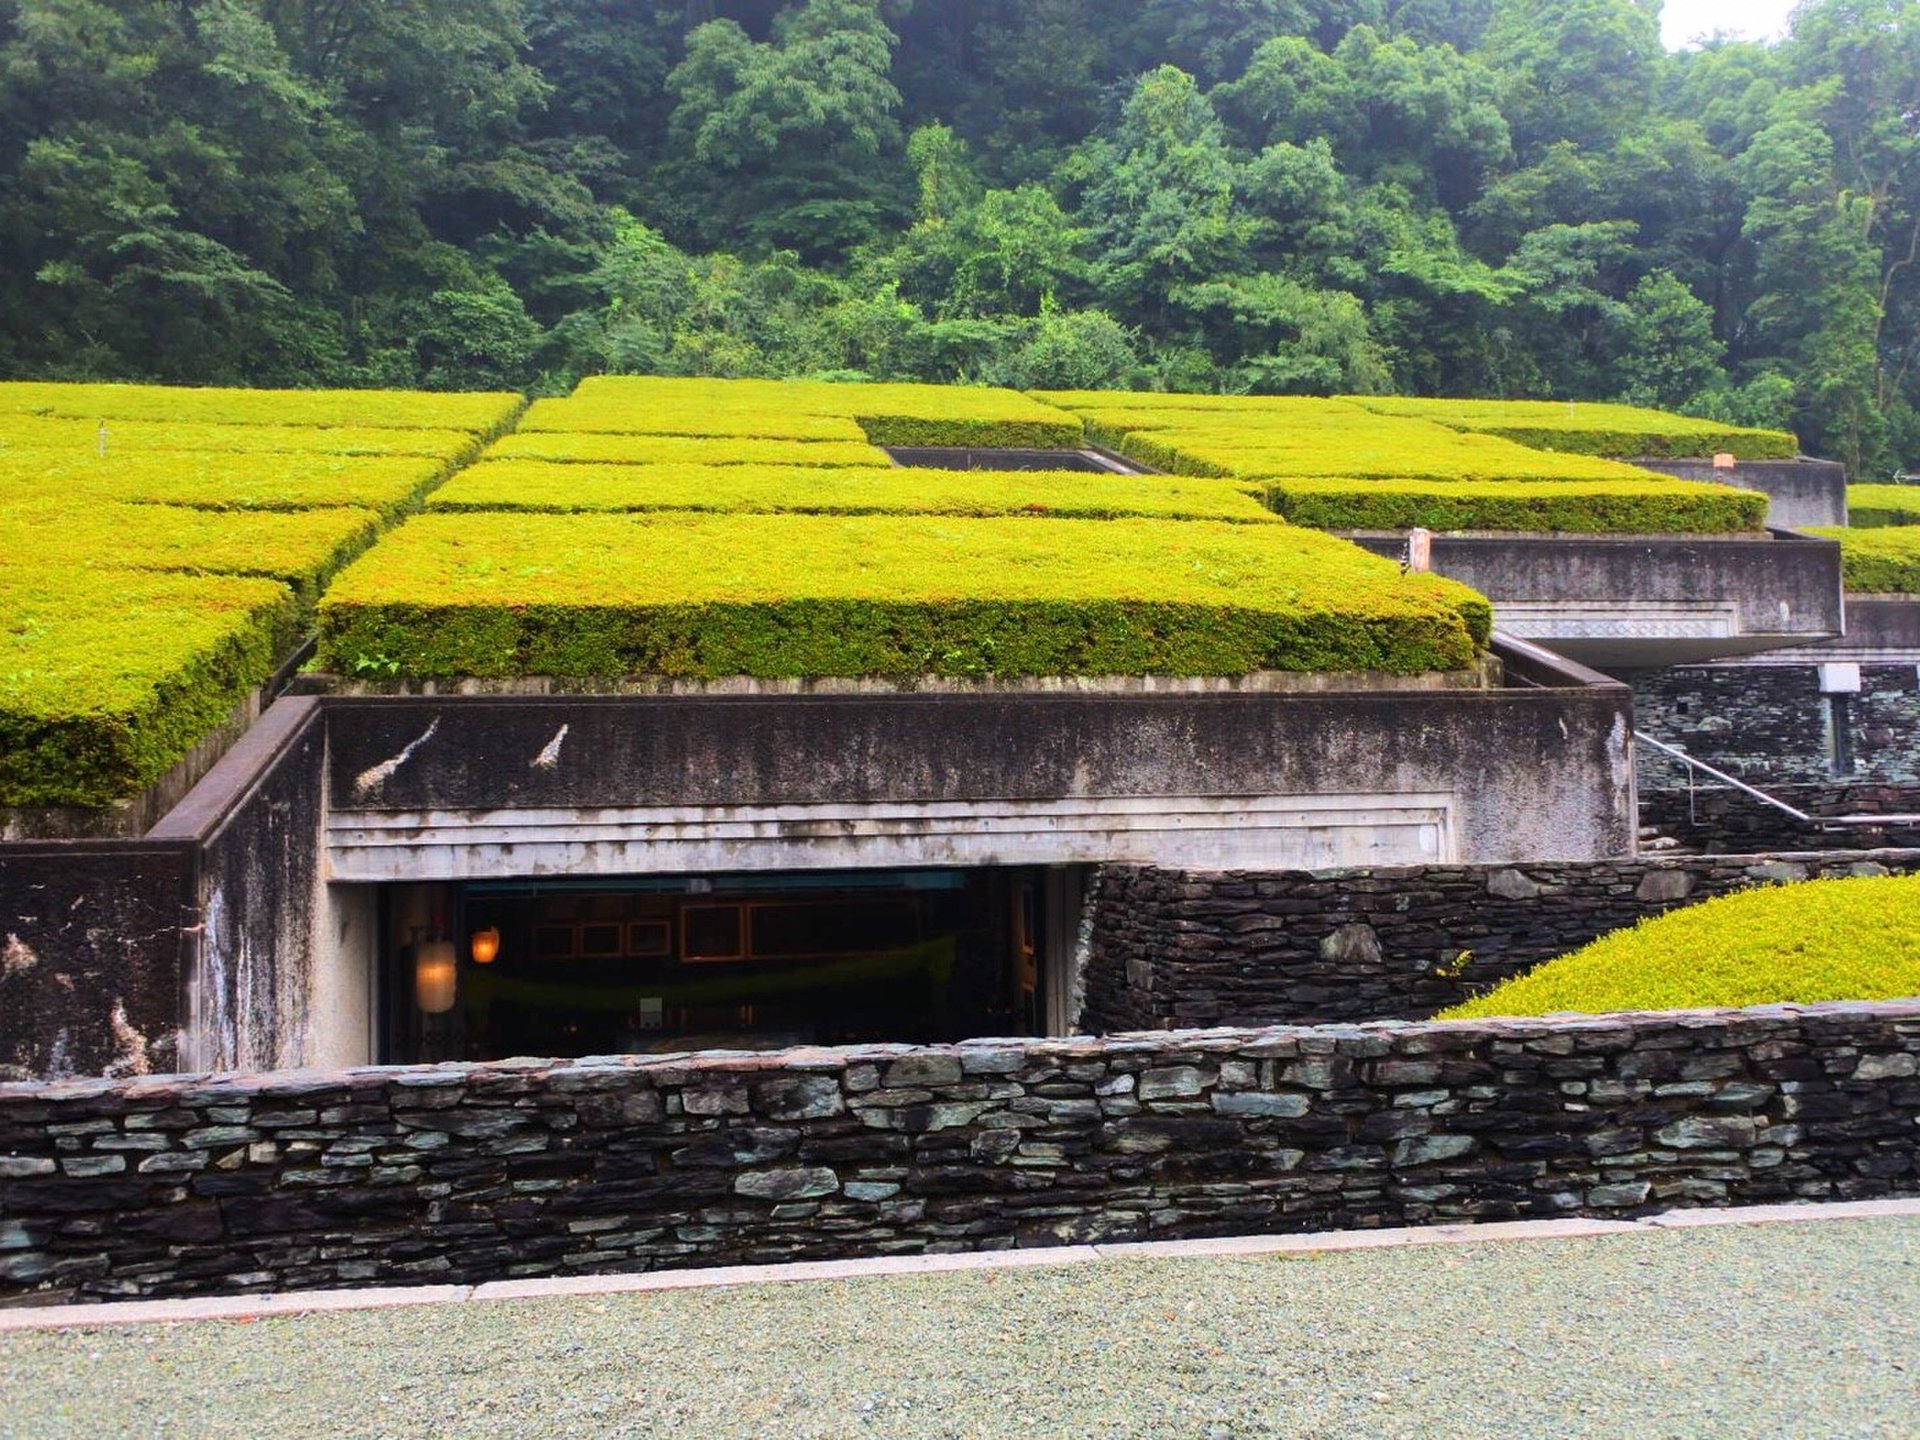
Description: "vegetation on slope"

(1441, 876), (1920, 1018)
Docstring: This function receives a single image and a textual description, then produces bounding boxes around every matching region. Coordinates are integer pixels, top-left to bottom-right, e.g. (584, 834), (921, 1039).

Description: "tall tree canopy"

(3, 0), (1920, 470)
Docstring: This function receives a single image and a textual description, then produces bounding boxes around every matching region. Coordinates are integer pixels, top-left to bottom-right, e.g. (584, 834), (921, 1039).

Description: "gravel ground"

(3, 1219), (1918, 1440)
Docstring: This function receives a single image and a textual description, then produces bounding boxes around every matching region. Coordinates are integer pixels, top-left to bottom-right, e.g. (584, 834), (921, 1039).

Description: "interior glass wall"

(382, 867), (1055, 1064)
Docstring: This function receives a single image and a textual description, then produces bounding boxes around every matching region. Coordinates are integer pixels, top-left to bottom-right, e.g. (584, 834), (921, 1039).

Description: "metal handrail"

(1637, 731), (1920, 830)
(1634, 731), (1812, 823)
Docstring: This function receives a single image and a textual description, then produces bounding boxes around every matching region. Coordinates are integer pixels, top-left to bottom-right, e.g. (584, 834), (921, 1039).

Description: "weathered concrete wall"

(1633, 459), (1848, 531)
(0, 847), (193, 1082)
(3, 1003), (1918, 1303)
(1351, 531), (1844, 668)
(320, 677), (1637, 875)
(1082, 854), (1920, 1032)
(1629, 663), (1920, 790)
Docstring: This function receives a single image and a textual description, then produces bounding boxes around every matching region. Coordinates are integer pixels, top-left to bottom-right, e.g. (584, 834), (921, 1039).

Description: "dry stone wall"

(1083, 854), (1920, 1032)
(3, 1003), (1920, 1304)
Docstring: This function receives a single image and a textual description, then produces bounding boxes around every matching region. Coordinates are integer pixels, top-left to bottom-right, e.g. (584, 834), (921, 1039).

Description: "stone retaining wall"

(1082, 853), (1920, 1032)
(3, 1003), (1919, 1304)
(1638, 785), (1920, 855)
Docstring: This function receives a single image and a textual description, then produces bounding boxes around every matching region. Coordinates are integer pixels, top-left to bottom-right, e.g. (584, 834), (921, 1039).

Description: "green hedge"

(0, 382), (526, 435)
(1846, 484), (1920, 529)
(1441, 875), (1920, 1018)
(1349, 398), (1798, 460)
(0, 453), (451, 518)
(0, 567), (299, 808)
(431, 460), (1276, 522)
(318, 512), (1490, 680)
(485, 432), (894, 468)
(1266, 476), (1769, 533)
(1808, 525), (1920, 593)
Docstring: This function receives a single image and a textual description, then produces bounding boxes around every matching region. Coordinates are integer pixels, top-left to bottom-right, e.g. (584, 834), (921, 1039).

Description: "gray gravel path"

(3, 1218), (1918, 1440)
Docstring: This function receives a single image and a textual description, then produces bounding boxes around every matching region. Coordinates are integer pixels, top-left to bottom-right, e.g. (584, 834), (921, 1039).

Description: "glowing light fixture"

(414, 938), (458, 1015)
(470, 926), (502, 966)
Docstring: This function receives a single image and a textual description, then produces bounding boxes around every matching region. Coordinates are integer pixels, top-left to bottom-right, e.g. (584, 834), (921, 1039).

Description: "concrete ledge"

(4, 1200), (1917, 1333)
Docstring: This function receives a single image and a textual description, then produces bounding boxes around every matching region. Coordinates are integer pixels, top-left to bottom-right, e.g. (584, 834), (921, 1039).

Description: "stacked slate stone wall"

(1626, 664), (1920, 790)
(1638, 785), (1920, 855)
(2, 1004), (1918, 1304)
(1083, 854), (1920, 1032)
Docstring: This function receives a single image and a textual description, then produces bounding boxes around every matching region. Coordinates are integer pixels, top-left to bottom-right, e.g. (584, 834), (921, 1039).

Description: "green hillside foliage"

(316, 512), (1490, 681)
(1847, 485), (1920, 529)
(1441, 876), (1920, 1018)
(1808, 525), (1920, 593)
(3, 2), (1919, 475)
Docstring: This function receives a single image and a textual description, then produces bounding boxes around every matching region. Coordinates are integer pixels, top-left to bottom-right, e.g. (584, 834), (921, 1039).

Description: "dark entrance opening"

(885, 446), (1146, 473)
(382, 867), (1054, 1065)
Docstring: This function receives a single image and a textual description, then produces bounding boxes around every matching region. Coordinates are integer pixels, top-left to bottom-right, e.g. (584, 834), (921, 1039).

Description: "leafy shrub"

(0, 568), (298, 808)
(1846, 484), (1920, 529)
(485, 432), (893, 467)
(430, 460), (1278, 522)
(0, 382), (526, 435)
(1349, 397), (1799, 461)
(1807, 525), (1920, 593)
(1265, 477), (1768, 533)
(318, 512), (1491, 680)
(1440, 876), (1920, 1018)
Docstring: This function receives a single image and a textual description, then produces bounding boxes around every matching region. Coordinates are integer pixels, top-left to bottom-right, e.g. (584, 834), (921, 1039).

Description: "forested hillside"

(1, 0), (1916, 470)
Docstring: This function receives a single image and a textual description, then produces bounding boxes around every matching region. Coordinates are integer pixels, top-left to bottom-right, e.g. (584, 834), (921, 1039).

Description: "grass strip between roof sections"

(430, 460), (1277, 522)
(1808, 525), (1920, 593)
(0, 453), (451, 518)
(1440, 875), (1920, 1018)
(485, 431), (894, 467)
(1846, 484), (1920, 529)
(318, 512), (1490, 680)
(1349, 397), (1798, 460)
(0, 567), (299, 808)
(0, 382), (526, 435)
(1266, 476), (1767, 533)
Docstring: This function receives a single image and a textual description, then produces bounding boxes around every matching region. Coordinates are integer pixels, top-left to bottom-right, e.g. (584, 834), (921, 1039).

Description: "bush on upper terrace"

(1441, 876), (1920, 1019)
(1808, 525), (1920, 594)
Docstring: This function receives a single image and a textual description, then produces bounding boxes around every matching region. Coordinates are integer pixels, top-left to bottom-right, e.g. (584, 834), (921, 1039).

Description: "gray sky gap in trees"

(1662, 0), (1801, 47)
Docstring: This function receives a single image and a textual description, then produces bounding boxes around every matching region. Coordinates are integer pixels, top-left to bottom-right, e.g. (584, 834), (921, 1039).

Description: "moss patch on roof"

(0, 414), (484, 463)
(1440, 875), (1920, 1018)
(1347, 397), (1798, 461)
(0, 382), (524, 435)
(486, 432), (894, 468)
(430, 460), (1278, 522)
(1808, 524), (1920, 594)
(317, 512), (1490, 681)
(0, 568), (299, 808)
(1846, 485), (1920, 530)
(0, 452), (450, 518)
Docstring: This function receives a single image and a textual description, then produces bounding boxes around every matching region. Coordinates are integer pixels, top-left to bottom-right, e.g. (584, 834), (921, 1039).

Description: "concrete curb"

(5, 1198), (1919, 1334)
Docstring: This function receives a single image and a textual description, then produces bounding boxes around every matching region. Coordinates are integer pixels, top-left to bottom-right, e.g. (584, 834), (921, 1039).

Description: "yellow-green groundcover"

(1442, 876), (1920, 1018)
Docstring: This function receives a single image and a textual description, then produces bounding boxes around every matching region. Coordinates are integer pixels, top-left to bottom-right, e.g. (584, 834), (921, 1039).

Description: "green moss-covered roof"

(1808, 524), (1920, 594)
